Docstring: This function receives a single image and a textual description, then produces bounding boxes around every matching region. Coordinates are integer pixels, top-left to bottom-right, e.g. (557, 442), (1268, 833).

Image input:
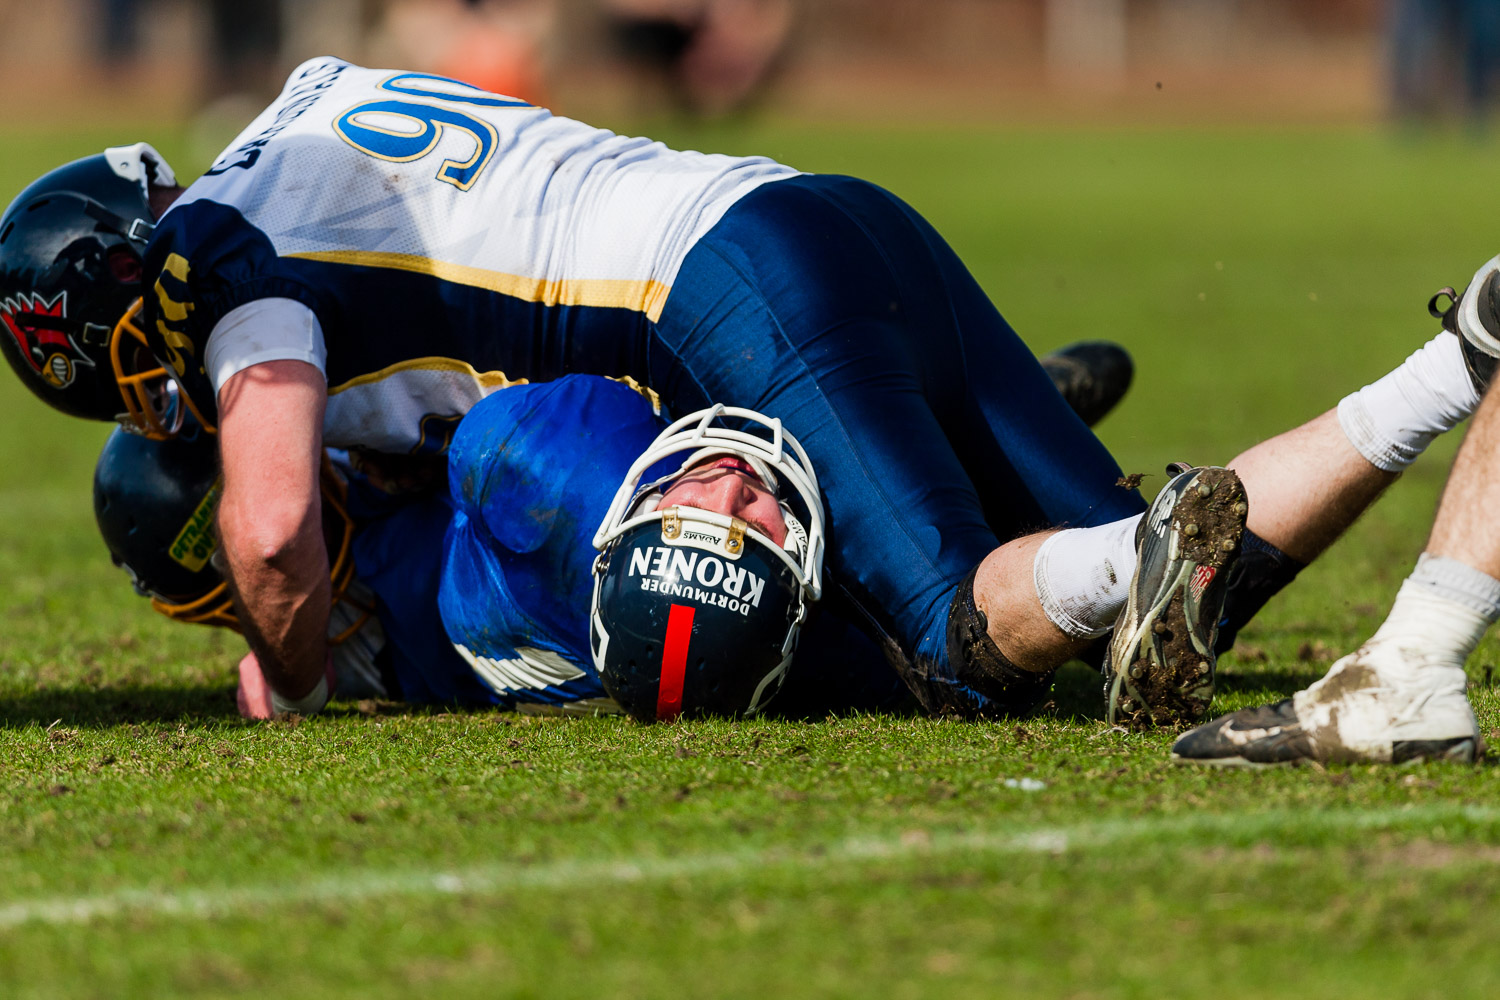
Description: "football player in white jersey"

(0, 57), (1489, 744)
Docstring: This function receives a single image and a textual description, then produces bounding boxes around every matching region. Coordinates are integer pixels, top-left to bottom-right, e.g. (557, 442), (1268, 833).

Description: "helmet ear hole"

(106, 246), (142, 285)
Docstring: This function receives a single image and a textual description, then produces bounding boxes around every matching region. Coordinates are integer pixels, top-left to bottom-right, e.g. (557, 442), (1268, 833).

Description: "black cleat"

(1169, 699), (1314, 767)
(1429, 278), (1499, 392)
(1040, 340), (1135, 427)
(1104, 465), (1247, 728)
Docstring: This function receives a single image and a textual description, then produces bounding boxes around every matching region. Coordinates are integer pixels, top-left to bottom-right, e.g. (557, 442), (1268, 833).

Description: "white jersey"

(143, 56), (799, 452)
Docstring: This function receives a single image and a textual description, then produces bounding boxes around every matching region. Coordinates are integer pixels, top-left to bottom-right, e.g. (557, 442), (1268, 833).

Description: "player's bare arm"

(216, 358), (331, 710)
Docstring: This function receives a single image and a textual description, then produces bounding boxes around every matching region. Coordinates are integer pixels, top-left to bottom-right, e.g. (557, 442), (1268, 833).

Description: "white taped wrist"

(271, 674), (330, 716)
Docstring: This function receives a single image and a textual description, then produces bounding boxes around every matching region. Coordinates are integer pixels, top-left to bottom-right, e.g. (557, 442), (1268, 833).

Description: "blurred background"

(0, 0), (1495, 131)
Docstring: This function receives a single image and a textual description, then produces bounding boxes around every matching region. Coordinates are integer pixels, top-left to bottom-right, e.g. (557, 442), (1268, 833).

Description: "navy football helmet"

(94, 422), (367, 639)
(0, 144), (198, 434)
(590, 405), (825, 722)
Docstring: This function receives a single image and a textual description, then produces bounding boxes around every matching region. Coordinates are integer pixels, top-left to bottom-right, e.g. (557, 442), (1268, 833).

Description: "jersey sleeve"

(204, 297), (328, 393)
(141, 199), (328, 426)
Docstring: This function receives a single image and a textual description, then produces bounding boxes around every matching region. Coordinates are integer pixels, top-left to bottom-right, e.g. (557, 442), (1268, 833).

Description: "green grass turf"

(4, 119), (1500, 997)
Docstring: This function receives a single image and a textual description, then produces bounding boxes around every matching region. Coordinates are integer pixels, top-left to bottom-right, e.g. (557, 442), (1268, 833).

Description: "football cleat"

(1429, 254), (1500, 393)
(1105, 464), (1247, 727)
(1039, 340), (1134, 427)
(1172, 640), (1482, 766)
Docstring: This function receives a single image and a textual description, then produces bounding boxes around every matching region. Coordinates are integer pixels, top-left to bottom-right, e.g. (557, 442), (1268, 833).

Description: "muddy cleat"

(1428, 254), (1500, 393)
(1104, 465), (1247, 727)
(1428, 283), (1497, 393)
(1172, 641), (1483, 766)
(1040, 340), (1134, 427)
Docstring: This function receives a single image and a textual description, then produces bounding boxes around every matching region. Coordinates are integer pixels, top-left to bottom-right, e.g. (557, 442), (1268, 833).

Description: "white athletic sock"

(1337, 331), (1481, 472)
(1033, 513), (1143, 639)
(1365, 554), (1500, 673)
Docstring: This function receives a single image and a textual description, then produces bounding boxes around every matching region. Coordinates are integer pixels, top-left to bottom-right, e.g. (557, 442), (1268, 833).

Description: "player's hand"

(236, 651), (276, 720)
(237, 650), (338, 720)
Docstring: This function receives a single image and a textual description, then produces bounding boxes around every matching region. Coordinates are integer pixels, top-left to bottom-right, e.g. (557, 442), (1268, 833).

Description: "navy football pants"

(649, 174), (1146, 713)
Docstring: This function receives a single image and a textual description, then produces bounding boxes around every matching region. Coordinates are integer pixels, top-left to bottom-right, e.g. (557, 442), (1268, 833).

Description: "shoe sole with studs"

(1106, 466), (1248, 728)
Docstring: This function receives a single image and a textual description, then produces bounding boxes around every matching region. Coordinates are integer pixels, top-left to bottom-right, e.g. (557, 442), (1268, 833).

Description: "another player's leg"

(1094, 315), (1481, 725)
(1173, 379), (1500, 766)
(1176, 262), (1500, 761)
(1216, 324), (1484, 647)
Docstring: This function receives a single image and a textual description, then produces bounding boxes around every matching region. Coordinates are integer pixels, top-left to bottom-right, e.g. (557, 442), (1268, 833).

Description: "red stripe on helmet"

(657, 604), (695, 721)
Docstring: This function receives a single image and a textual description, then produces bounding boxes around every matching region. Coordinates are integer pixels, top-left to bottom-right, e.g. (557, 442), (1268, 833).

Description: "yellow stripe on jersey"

(608, 374), (662, 414)
(327, 356), (529, 395)
(285, 250), (673, 323)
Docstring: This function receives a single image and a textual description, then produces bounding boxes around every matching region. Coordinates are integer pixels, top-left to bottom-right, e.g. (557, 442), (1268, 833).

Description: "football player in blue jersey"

(94, 375), (919, 720)
(2, 57), (1488, 733)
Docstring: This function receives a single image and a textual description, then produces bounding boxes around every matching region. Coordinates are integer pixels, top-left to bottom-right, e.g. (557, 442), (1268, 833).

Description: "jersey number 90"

(334, 73), (531, 191)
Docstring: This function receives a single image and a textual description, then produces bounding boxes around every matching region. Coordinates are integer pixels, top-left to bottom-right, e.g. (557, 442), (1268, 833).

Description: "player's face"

(657, 457), (788, 545)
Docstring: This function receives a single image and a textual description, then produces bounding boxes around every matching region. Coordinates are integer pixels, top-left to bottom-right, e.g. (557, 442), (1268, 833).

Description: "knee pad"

(941, 566), (1055, 718)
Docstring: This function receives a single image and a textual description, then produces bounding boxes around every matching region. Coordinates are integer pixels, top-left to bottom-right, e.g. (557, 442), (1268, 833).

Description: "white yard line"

(2, 802), (1497, 929)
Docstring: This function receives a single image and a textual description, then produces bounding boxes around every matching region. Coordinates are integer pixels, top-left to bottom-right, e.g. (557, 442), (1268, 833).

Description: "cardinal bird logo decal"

(0, 291), (92, 389)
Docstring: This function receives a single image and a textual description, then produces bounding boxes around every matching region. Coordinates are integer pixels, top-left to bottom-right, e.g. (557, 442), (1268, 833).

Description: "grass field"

(3, 119), (1500, 998)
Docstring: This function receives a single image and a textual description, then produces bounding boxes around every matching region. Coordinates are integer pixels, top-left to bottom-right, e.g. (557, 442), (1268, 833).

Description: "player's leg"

(879, 195), (1253, 726)
(1093, 321), (1482, 724)
(1215, 325), (1484, 649)
(1173, 382), (1500, 765)
(881, 197), (1160, 695)
(651, 175), (1148, 716)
